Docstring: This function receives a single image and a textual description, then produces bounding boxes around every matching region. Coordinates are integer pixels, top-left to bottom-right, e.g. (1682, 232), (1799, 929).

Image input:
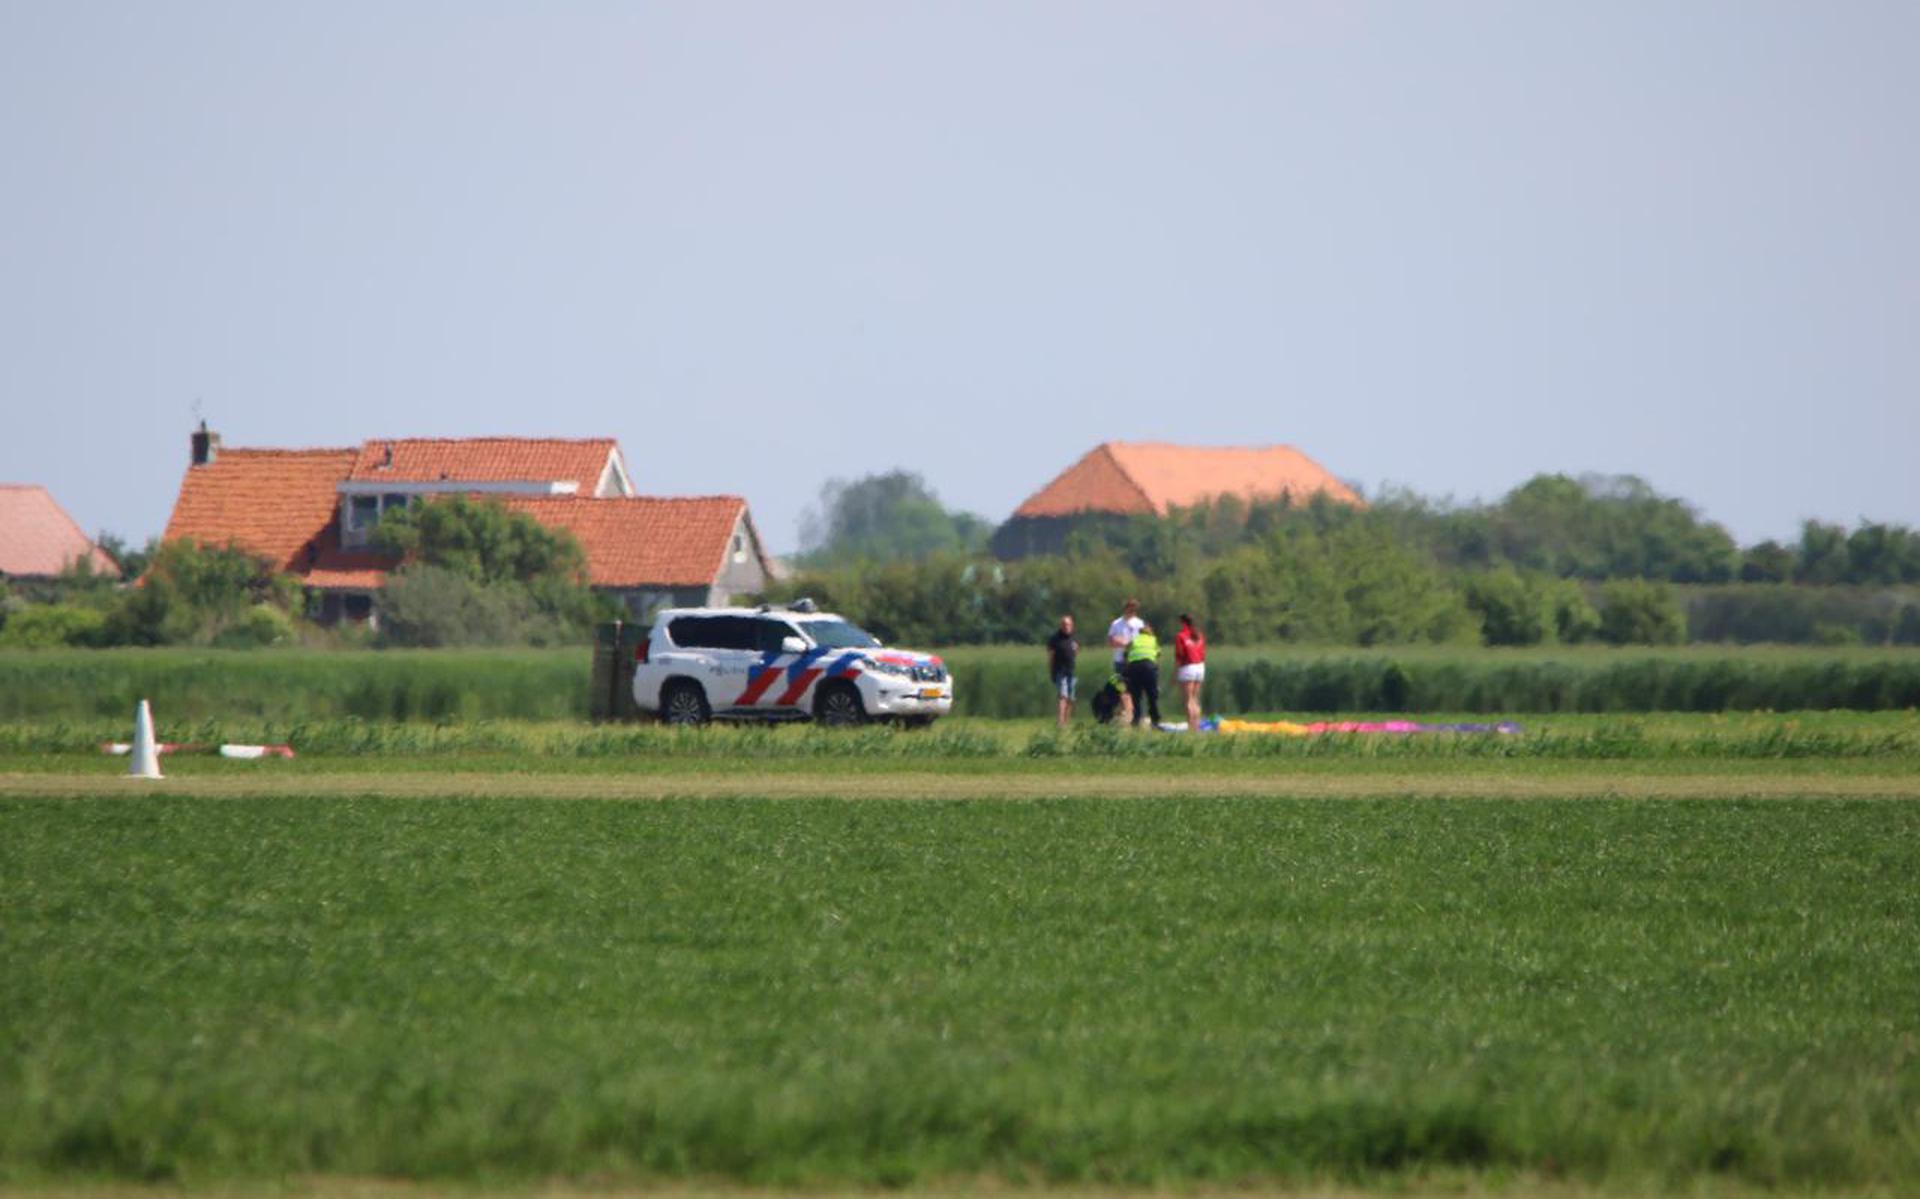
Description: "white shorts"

(1176, 663), (1206, 684)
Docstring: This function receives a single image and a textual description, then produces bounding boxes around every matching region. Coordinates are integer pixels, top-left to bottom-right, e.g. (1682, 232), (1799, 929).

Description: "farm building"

(991, 441), (1364, 558)
(160, 426), (770, 624)
(0, 484), (119, 581)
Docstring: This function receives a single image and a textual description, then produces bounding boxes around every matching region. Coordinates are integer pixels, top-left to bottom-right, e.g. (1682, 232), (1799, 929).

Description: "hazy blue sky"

(3, 2), (1914, 553)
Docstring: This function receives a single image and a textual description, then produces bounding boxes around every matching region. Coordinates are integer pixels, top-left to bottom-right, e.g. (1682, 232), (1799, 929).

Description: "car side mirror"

(780, 635), (808, 654)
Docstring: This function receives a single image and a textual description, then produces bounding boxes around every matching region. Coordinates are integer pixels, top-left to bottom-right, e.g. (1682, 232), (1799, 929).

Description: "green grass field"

(5, 644), (1920, 722)
(3, 712), (1919, 1195)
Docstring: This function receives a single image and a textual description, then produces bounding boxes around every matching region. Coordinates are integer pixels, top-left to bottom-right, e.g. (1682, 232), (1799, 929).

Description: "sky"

(2, 1), (1915, 554)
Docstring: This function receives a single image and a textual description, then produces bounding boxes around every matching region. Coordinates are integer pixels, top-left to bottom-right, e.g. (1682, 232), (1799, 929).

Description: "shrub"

(1597, 580), (1687, 646)
(1684, 584), (1917, 645)
(1553, 583), (1601, 644)
(0, 603), (107, 648)
(1463, 570), (1554, 646)
(377, 566), (561, 648)
(100, 540), (301, 646)
(1897, 605), (1920, 646)
(211, 603), (297, 648)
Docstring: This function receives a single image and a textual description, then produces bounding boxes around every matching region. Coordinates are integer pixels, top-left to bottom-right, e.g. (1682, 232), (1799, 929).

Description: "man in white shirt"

(1107, 598), (1143, 724)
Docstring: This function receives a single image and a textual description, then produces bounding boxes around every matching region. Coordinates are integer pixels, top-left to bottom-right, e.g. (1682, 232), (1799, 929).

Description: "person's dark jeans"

(1125, 660), (1161, 727)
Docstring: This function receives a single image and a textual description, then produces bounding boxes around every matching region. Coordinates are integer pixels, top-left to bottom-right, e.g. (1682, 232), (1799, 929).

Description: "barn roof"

(1012, 441), (1363, 518)
(0, 484), (120, 578)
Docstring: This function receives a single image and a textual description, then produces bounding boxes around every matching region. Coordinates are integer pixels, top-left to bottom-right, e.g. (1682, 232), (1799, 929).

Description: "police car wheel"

(660, 680), (711, 726)
(814, 682), (867, 727)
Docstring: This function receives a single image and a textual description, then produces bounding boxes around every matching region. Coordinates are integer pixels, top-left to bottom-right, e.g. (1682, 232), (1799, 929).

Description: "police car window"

(706, 616), (759, 650)
(667, 617), (718, 648)
(754, 620), (800, 652)
(798, 619), (881, 649)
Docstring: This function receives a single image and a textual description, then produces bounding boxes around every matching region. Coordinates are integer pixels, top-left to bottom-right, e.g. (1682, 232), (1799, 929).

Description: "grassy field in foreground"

(5, 710), (1920, 765)
(2, 793), (1916, 1190)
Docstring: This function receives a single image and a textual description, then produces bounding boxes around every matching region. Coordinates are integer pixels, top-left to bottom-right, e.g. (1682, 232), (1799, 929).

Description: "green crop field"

(5, 644), (1920, 723)
(3, 711), (1919, 1196)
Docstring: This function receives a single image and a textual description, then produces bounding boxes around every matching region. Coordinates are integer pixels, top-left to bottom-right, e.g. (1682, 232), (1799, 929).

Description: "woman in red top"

(1173, 614), (1206, 730)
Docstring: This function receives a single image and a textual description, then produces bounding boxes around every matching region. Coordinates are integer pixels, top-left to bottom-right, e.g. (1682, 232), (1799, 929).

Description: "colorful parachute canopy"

(1209, 718), (1522, 736)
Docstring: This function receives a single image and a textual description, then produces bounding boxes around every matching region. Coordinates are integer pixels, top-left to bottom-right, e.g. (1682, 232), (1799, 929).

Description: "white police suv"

(630, 602), (953, 727)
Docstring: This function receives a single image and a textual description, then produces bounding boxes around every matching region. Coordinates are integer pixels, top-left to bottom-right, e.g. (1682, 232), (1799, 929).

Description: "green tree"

(1462, 569), (1555, 647)
(1845, 522), (1920, 585)
(95, 532), (155, 579)
(1462, 569), (1602, 647)
(1322, 522), (1475, 646)
(799, 471), (990, 566)
(371, 495), (586, 585)
(1596, 579), (1687, 646)
(1795, 521), (1850, 584)
(370, 496), (607, 646)
(102, 540), (300, 646)
(1552, 582), (1602, 644)
(1484, 474), (1738, 582)
(1739, 539), (1795, 583)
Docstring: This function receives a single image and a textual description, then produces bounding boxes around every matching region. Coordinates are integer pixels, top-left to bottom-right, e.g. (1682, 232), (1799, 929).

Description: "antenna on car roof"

(789, 597), (817, 613)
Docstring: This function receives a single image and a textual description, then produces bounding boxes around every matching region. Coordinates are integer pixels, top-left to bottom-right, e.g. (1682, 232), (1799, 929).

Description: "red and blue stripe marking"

(732, 650), (865, 707)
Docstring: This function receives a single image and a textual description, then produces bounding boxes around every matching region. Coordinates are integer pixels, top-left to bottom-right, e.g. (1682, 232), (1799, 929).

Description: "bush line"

(2, 646), (1919, 723)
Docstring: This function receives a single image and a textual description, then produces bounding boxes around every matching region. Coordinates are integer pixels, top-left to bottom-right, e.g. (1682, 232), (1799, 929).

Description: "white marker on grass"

(127, 699), (163, 780)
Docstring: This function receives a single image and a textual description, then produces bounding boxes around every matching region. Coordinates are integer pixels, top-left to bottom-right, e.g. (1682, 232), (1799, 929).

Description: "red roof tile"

(1013, 442), (1363, 518)
(293, 497), (756, 592)
(0, 484), (120, 578)
(161, 448), (357, 571)
(500, 496), (758, 588)
(347, 438), (618, 490)
(301, 544), (396, 591)
(159, 437), (751, 593)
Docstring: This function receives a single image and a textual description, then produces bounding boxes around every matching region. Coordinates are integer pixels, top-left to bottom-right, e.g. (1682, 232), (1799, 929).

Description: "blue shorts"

(1052, 672), (1078, 701)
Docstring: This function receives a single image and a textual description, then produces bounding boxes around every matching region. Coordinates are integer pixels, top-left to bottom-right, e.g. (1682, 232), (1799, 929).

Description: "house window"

(732, 534), (746, 564)
(344, 493), (415, 547)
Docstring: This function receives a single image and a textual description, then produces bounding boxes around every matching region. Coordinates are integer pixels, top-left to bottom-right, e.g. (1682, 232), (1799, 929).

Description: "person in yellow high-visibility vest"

(1123, 622), (1162, 728)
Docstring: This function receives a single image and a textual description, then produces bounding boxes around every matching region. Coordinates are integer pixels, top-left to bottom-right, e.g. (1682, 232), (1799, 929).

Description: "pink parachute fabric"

(1210, 718), (1521, 736)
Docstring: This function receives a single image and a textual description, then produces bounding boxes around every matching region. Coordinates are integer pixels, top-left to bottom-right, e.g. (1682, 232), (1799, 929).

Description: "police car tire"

(660, 679), (712, 726)
(814, 681), (867, 727)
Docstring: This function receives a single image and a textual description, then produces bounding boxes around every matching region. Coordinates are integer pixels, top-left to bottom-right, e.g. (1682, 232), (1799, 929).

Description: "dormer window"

(732, 534), (746, 564)
(343, 493), (413, 547)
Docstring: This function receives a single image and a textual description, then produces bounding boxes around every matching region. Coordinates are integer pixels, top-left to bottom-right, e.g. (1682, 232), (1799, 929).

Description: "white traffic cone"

(127, 699), (163, 780)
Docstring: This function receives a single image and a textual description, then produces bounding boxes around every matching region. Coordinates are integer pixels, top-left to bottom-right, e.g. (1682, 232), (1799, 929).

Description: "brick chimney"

(191, 420), (220, 466)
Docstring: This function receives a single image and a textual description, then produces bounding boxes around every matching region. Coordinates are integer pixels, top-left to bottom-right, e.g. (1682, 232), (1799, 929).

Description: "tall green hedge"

(940, 646), (1920, 718)
(4, 647), (1917, 723)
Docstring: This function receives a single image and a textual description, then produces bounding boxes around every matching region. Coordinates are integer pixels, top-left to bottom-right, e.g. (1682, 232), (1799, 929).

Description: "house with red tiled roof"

(0, 484), (119, 581)
(992, 441), (1364, 558)
(161, 426), (767, 623)
(501, 496), (771, 613)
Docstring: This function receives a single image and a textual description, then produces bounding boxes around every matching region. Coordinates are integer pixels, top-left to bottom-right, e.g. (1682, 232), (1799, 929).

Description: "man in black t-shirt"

(1046, 615), (1079, 728)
